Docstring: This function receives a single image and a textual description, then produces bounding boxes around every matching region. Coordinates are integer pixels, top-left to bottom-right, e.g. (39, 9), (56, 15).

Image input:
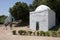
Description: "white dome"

(35, 5), (50, 12)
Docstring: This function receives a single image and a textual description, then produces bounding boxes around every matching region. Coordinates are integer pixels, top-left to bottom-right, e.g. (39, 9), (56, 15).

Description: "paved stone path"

(0, 25), (60, 40)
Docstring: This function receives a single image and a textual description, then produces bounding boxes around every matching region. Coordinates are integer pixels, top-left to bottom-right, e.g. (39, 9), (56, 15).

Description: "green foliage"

(37, 31), (40, 36)
(51, 31), (57, 37)
(18, 30), (27, 35)
(40, 31), (45, 36)
(29, 4), (34, 11)
(9, 2), (29, 21)
(12, 30), (17, 35)
(28, 31), (32, 35)
(45, 31), (50, 36)
(12, 30), (60, 37)
(0, 15), (7, 24)
(30, 0), (60, 11)
(57, 31), (60, 37)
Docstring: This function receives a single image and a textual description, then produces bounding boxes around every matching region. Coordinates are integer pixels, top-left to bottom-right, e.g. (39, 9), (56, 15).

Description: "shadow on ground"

(15, 21), (29, 27)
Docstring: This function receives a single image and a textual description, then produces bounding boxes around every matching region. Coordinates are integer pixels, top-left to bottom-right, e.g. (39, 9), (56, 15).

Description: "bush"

(18, 30), (27, 35)
(37, 31), (40, 36)
(40, 31), (45, 36)
(12, 30), (17, 35)
(28, 31), (32, 36)
(15, 30), (60, 37)
(51, 31), (57, 37)
(0, 15), (7, 24)
(57, 31), (60, 37)
(45, 31), (50, 37)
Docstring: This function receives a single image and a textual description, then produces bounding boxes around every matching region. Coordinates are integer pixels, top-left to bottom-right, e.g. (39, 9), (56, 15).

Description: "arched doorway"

(36, 22), (39, 30)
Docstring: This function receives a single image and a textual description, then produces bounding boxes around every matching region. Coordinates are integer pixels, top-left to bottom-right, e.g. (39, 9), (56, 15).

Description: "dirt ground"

(0, 25), (60, 40)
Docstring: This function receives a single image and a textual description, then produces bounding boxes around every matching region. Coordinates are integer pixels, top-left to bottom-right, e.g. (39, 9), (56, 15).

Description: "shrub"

(12, 30), (17, 35)
(37, 31), (40, 36)
(51, 31), (57, 37)
(18, 30), (27, 35)
(28, 31), (32, 36)
(57, 31), (60, 37)
(45, 31), (50, 37)
(40, 31), (45, 36)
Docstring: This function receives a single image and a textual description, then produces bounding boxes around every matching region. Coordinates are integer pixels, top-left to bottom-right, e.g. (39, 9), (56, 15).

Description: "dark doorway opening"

(36, 22), (39, 30)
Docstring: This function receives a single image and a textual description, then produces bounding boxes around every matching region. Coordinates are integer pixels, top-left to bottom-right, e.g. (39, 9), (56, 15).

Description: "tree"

(0, 15), (7, 24)
(9, 2), (29, 22)
(29, 4), (34, 12)
(29, 0), (49, 11)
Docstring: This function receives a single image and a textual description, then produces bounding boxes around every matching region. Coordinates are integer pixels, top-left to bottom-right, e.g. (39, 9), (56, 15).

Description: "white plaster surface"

(30, 5), (55, 31)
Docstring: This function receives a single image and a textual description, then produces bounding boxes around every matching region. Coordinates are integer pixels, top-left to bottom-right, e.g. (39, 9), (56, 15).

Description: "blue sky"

(0, 0), (33, 16)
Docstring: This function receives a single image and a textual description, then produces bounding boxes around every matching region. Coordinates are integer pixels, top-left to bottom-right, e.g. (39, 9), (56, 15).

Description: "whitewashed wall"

(30, 9), (55, 31)
(48, 10), (56, 29)
(30, 10), (49, 31)
(29, 5), (56, 32)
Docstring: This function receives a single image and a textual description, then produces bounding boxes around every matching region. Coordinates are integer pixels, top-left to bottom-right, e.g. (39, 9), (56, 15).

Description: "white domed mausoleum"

(29, 5), (56, 31)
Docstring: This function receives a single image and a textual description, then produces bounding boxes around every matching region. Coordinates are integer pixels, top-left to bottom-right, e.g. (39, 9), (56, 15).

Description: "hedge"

(12, 30), (60, 37)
